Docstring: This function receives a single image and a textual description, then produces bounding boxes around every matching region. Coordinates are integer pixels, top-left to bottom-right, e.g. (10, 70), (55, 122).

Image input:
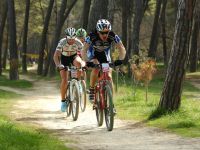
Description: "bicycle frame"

(95, 67), (112, 110)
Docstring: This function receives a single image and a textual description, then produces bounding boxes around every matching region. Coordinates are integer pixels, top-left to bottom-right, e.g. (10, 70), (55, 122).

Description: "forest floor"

(0, 71), (200, 150)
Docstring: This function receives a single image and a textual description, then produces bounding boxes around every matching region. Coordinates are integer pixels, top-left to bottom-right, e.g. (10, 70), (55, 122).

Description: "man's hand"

(57, 64), (65, 70)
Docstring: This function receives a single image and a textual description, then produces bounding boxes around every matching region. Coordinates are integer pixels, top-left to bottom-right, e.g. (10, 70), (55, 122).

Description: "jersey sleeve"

(56, 38), (65, 51)
(109, 31), (121, 44)
(114, 35), (121, 43)
(85, 35), (92, 44)
(77, 40), (84, 51)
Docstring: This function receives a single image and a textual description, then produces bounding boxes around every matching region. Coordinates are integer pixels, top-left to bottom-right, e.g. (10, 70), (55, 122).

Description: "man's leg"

(60, 70), (68, 112)
(73, 56), (85, 80)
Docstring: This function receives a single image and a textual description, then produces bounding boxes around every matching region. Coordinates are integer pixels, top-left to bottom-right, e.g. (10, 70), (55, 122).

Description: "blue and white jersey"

(86, 30), (121, 61)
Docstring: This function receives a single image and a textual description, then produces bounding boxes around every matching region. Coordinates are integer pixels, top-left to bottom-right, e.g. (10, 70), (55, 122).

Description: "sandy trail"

(1, 75), (200, 150)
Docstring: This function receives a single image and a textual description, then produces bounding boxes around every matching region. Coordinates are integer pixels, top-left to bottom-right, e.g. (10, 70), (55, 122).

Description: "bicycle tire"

(95, 89), (103, 126)
(66, 101), (72, 117)
(79, 80), (87, 112)
(71, 82), (79, 121)
(104, 84), (114, 131)
(66, 83), (71, 117)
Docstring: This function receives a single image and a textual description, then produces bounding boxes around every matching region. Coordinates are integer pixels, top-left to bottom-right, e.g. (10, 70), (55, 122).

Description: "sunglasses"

(99, 31), (109, 35)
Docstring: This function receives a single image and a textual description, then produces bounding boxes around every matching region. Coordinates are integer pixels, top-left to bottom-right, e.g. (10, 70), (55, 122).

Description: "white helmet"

(96, 19), (111, 32)
(64, 27), (76, 39)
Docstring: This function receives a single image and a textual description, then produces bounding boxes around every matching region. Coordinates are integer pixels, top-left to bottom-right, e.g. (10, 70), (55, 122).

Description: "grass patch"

(0, 119), (69, 150)
(114, 71), (200, 137)
(0, 90), (71, 150)
(0, 75), (33, 88)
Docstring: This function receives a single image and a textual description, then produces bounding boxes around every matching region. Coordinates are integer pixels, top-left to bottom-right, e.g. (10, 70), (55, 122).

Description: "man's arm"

(115, 41), (126, 60)
(53, 50), (62, 67)
(82, 43), (90, 61)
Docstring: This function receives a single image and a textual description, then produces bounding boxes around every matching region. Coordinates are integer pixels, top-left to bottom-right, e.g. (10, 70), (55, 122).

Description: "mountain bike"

(63, 66), (81, 121)
(90, 63), (116, 131)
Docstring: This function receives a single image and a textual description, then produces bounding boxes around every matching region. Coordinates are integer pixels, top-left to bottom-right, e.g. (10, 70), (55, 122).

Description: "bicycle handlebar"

(86, 62), (117, 69)
(59, 66), (87, 71)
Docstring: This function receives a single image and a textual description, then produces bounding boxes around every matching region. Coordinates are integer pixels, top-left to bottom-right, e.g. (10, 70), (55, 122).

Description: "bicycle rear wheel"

(71, 82), (79, 121)
(104, 84), (114, 131)
(79, 80), (86, 112)
(95, 89), (103, 126)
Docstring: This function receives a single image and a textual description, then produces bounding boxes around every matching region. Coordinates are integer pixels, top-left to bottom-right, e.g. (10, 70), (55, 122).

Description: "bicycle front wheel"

(66, 101), (72, 117)
(79, 80), (87, 112)
(95, 90), (103, 126)
(66, 84), (72, 117)
(104, 84), (114, 131)
(71, 82), (79, 121)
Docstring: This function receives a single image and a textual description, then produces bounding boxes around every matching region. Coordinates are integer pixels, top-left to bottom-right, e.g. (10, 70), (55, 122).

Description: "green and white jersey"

(56, 38), (83, 56)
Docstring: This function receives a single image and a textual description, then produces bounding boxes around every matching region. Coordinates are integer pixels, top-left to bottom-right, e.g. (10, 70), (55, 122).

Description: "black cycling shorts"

(61, 53), (77, 66)
(94, 51), (109, 64)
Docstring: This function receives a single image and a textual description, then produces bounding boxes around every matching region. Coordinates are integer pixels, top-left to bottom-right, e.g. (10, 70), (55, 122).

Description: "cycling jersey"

(86, 30), (121, 63)
(56, 38), (83, 57)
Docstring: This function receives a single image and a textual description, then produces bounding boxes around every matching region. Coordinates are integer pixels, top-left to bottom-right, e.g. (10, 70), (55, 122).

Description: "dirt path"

(1, 77), (200, 150)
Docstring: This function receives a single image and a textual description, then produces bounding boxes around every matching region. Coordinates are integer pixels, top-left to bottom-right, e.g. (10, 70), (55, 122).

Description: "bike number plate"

(102, 63), (109, 72)
(71, 69), (78, 78)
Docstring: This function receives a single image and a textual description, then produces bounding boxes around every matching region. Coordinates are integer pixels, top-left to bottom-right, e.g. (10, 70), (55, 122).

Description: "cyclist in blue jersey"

(82, 19), (126, 103)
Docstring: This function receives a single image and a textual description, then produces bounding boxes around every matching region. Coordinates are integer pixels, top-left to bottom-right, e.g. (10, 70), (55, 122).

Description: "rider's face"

(67, 38), (75, 45)
(98, 31), (109, 41)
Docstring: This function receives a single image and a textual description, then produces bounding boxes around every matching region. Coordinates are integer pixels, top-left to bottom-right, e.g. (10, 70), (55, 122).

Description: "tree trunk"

(37, 0), (54, 75)
(22, 0), (30, 73)
(3, 25), (8, 69)
(107, 0), (116, 25)
(7, 0), (19, 80)
(0, 0), (7, 75)
(82, 0), (91, 30)
(87, 0), (109, 31)
(132, 0), (146, 56)
(160, 0), (168, 67)
(148, 0), (162, 58)
(124, 0), (133, 64)
(122, 0), (128, 49)
(159, 0), (195, 111)
(189, 1), (200, 72)
(44, 0), (78, 76)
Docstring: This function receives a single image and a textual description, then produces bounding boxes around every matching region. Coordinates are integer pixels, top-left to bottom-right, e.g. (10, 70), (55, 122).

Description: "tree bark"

(159, 0), (195, 111)
(122, 0), (128, 49)
(189, 1), (200, 72)
(124, 0), (133, 64)
(7, 0), (19, 80)
(148, 0), (162, 58)
(82, 0), (91, 30)
(160, 0), (168, 67)
(37, 0), (54, 75)
(3, 25), (8, 69)
(22, 0), (30, 73)
(132, 0), (148, 56)
(107, 0), (116, 25)
(87, 0), (109, 31)
(0, 0), (7, 75)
